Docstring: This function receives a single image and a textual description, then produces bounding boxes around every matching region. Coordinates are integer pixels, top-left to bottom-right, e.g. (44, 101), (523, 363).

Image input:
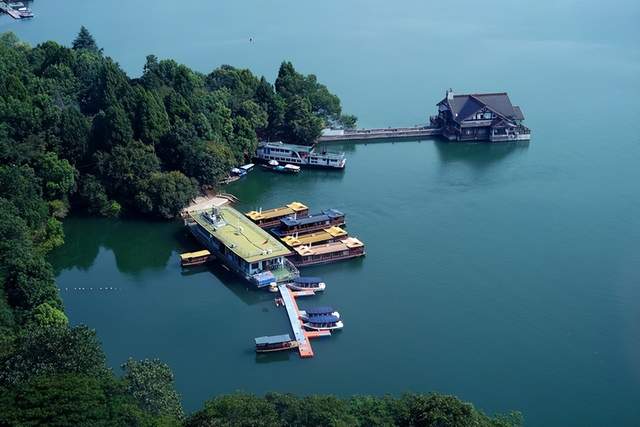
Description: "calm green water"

(8, 0), (640, 425)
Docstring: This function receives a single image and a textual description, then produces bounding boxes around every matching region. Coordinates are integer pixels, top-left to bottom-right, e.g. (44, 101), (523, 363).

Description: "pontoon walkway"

(278, 284), (330, 358)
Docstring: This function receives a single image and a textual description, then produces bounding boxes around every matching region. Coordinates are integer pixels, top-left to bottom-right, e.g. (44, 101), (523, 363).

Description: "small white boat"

(283, 164), (301, 173)
(287, 276), (326, 292)
(268, 159), (279, 167)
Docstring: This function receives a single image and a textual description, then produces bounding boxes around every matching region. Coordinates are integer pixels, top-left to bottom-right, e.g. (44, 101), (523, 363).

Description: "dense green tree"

(91, 103), (134, 150)
(121, 358), (184, 421)
(136, 171), (197, 219)
(180, 140), (234, 187)
(282, 96), (323, 145)
(96, 141), (160, 200)
(30, 302), (68, 328)
(0, 325), (107, 386)
(132, 87), (170, 145)
(55, 106), (91, 164)
(187, 393), (279, 427)
(3, 251), (59, 312)
(72, 26), (100, 53)
(76, 174), (121, 217)
(32, 151), (76, 201)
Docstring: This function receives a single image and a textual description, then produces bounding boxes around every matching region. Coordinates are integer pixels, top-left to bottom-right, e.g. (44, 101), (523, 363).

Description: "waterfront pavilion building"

(185, 206), (298, 287)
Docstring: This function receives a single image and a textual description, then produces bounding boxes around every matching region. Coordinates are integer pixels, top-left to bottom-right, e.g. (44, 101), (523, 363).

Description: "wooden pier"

(318, 126), (442, 143)
(0, 2), (22, 19)
(278, 284), (330, 358)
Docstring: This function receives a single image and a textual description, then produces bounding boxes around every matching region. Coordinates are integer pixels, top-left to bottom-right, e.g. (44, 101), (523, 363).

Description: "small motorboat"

(263, 160), (300, 174)
(283, 164), (301, 173)
(255, 334), (299, 353)
(287, 276), (326, 292)
(302, 314), (343, 331)
(299, 306), (340, 321)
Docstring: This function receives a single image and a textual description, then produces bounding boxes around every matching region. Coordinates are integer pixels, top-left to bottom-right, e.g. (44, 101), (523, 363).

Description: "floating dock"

(0, 2), (22, 19)
(278, 284), (330, 358)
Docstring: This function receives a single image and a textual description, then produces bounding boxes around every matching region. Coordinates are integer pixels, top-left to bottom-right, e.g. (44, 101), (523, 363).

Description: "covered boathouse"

(431, 90), (531, 142)
(184, 206), (298, 287)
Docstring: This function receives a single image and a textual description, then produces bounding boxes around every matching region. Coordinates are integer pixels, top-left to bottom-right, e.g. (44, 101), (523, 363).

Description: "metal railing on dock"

(318, 126), (442, 143)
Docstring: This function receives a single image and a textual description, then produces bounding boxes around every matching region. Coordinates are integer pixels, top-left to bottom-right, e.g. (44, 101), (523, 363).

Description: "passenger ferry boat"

(299, 306), (340, 321)
(290, 237), (365, 267)
(254, 334), (299, 353)
(302, 314), (343, 331)
(280, 226), (347, 248)
(255, 141), (346, 169)
(246, 202), (309, 229)
(271, 209), (345, 237)
(286, 276), (326, 292)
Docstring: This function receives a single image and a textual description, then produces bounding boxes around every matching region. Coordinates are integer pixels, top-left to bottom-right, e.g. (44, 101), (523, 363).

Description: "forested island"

(0, 28), (522, 426)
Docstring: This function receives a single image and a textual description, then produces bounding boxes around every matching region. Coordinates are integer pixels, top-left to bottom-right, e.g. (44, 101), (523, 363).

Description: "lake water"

(6, 0), (640, 425)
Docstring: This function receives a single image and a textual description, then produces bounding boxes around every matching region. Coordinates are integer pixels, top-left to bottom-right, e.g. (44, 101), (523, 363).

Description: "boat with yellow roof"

(290, 237), (365, 267)
(280, 226), (348, 248)
(245, 202), (309, 229)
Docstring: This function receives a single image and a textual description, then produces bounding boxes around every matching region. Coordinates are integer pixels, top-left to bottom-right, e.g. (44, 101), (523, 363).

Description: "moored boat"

(246, 202), (309, 229)
(179, 250), (214, 267)
(299, 306), (340, 321)
(280, 226), (347, 248)
(287, 276), (326, 292)
(302, 314), (343, 331)
(271, 209), (345, 237)
(256, 141), (346, 169)
(263, 160), (301, 174)
(290, 237), (365, 267)
(254, 334), (299, 353)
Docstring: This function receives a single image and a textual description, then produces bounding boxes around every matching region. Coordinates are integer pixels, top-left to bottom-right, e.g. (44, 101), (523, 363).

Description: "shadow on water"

(319, 136), (441, 153)
(205, 262), (275, 306)
(255, 350), (295, 364)
(434, 140), (529, 170)
(50, 216), (184, 276)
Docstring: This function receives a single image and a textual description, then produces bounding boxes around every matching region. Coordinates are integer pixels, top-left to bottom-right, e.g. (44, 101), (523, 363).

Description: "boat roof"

(305, 314), (339, 323)
(254, 334), (292, 345)
(179, 250), (211, 260)
(189, 207), (291, 263)
(240, 163), (254, 170)
(280, 209), (344, 227)
(305, 306), (335, 315)
(281, 226), (347, 247)
(246, 202), (308, 221)
(294, 276), (323, 284)
(294, 237), (364, 256)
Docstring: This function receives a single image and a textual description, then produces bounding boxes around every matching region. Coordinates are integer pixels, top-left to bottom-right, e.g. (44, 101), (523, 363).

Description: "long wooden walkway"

(278, 284), (330, 358)
(318, 126), (442, 143)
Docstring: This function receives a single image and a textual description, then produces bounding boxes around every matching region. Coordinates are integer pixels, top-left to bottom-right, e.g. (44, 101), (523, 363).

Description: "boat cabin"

(303, 314), (343, 331)
(272, 209), (345, 237)
(254, 334), (298, 353)
(291, 237), (365, 267)
(280, 226), (347, 248)
(246, 202), (309, 229)
(179, 250), (214, 267)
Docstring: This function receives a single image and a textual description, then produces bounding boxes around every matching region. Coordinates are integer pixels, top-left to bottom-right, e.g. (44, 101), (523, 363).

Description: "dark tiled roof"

(439, 92), (525, 123)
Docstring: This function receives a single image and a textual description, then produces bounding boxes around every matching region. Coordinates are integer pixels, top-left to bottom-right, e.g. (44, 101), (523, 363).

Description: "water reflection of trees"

(50, 217), (184, 276)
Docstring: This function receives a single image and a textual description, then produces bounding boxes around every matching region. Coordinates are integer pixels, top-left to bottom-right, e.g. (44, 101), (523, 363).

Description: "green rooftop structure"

(185, 206), (298, 286)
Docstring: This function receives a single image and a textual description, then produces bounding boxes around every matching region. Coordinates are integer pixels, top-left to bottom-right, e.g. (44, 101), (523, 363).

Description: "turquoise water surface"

(5, 1), (639, 425)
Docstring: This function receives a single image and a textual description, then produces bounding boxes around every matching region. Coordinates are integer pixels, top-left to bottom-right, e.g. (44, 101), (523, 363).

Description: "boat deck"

(278, 284), (330, 358)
